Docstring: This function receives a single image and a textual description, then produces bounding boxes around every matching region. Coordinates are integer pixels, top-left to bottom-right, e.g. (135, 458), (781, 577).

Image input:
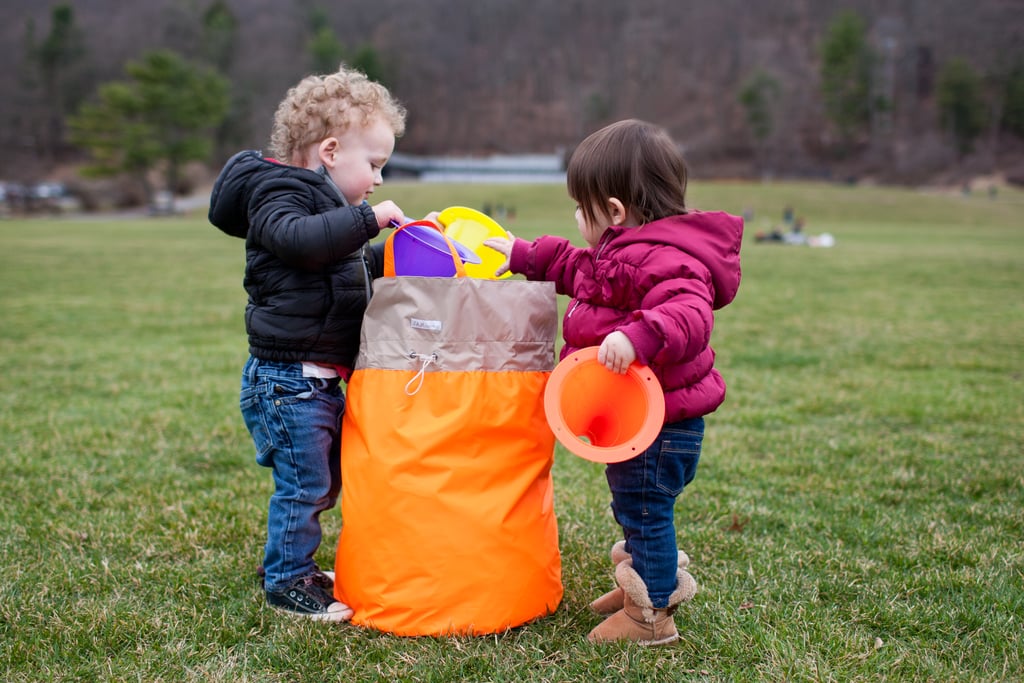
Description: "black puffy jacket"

(208, 150), (386, 369)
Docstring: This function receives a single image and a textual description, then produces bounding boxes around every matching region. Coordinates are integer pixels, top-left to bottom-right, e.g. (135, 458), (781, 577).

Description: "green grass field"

(1, 180), (1021, 682)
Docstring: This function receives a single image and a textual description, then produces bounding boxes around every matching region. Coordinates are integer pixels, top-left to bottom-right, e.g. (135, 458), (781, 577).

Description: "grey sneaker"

(257, 565), (334, 591)
(311, 569), (335, 591)
(266, 573), (352, 622)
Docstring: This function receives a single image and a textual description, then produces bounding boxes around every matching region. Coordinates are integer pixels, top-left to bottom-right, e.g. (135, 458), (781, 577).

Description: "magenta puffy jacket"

(509, 211), (743, 421)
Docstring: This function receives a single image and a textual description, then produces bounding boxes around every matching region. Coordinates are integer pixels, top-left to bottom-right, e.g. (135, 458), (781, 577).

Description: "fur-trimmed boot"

(587, 559), (698, 646)
(589, 541), (691, 615)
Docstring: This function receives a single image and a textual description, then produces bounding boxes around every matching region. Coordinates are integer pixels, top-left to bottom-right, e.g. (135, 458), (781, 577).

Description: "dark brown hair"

(566, 119), (688, 227)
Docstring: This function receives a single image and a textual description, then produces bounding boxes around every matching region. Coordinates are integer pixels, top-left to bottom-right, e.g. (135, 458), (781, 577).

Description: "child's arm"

(620, 279), (715, 368)
(250, 180), (402, 270)
(486, 235), (639, 373)
(482, 234), (587, 294)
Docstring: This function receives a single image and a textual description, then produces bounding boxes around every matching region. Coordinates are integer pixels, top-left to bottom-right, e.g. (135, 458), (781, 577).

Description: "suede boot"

(589, 541), (691, 615)
(587, 559), (697, 646)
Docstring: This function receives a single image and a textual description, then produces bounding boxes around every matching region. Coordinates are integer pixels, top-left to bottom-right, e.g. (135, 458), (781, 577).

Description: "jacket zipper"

(318, 164), (373, 304)
(568, 230), (613, 318)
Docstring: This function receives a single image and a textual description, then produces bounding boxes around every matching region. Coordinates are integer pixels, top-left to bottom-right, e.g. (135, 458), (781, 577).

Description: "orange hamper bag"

(334, 276), (562, 635)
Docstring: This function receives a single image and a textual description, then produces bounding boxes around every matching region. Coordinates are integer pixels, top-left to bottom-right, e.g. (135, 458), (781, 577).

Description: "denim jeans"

(239, 357), (344, 593)
(605, 417), (704, 607)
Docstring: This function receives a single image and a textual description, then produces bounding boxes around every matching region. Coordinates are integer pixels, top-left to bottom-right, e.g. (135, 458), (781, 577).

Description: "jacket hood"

(614, 210), (743, 309)
(207, 151), (272, 238)
(208, 151), (346, 239)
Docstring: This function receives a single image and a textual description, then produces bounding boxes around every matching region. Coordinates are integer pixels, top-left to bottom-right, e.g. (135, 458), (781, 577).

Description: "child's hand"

(371, 200), (406, 228)
(421, 211), (443, 231)
(598, 331), (636, 374)
(482, 236), (514, 277)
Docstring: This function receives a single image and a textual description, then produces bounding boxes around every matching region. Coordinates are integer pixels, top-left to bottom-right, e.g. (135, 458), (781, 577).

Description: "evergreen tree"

(936, 58), (986, 156)
(69, 50), (229, 209)
(198, 0), (247, 161)
(1002, 61), (1024, 137)
(307, 7), (346, 74)
(201, 0), (239, 73)
(738, 69), (781, 174)
(820, 11), (873, 155)
(350, 45), (390, 87)
(22, 4), (91, 163)
(304, 7), (393, 86)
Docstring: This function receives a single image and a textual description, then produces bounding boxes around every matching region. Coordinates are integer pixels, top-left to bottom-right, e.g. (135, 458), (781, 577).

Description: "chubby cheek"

(574, 212), (593, 245)
(578, 222), (602, 248)
(336, 171), (373, 203)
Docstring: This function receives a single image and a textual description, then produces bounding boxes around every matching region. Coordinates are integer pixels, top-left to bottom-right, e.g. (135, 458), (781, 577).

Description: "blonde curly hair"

(269, 64), (406, 164)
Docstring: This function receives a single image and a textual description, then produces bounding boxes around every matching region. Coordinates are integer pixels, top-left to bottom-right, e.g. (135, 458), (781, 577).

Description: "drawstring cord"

(404, 352), (439, 395)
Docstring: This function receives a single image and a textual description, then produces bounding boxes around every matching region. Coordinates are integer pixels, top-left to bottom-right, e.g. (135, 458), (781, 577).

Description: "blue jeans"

(605, 417), (704, 608)
(239, 357), (344, 593)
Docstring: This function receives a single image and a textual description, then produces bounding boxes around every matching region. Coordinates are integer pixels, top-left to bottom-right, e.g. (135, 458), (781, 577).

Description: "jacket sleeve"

(248, 178), (380, 271)
(367, 240), (386, 279)
(619, 274), (716, 367)
(510, 235), (589, 295)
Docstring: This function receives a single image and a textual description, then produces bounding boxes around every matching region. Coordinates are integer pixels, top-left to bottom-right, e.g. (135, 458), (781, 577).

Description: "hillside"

(1, 0), (1022, 184)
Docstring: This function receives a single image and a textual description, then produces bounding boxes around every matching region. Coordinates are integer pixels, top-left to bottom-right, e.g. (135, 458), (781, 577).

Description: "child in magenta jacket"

(485, 119), (742, 645)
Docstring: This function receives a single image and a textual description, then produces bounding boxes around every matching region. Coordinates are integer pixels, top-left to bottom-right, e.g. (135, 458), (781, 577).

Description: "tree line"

(8, 2), (1024, 209)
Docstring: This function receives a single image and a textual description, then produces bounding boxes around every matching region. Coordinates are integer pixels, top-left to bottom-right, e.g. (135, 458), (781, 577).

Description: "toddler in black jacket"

(209, 63), (410, 621)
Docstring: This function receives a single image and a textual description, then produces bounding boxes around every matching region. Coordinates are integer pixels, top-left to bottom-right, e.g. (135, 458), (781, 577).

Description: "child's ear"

(606, 198), (627, 226)
(318, 137), (339, 168)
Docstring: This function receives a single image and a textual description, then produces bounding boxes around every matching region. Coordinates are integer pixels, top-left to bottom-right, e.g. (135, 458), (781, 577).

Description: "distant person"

(208, 64), (415, 621)
(755, 226), (784, 243)
(485, 119), (743, 645)
(783, 216), (807, 245)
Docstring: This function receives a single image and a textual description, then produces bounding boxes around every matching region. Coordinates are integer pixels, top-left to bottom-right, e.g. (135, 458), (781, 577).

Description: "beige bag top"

(356, 277), (558, 374)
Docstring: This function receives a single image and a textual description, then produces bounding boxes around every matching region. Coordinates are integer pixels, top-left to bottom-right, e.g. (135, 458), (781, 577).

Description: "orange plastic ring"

(543, 346), (665, 463)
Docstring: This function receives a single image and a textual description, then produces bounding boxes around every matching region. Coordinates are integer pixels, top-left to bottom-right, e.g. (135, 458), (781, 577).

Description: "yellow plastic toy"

(438, 206), (513, 280)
